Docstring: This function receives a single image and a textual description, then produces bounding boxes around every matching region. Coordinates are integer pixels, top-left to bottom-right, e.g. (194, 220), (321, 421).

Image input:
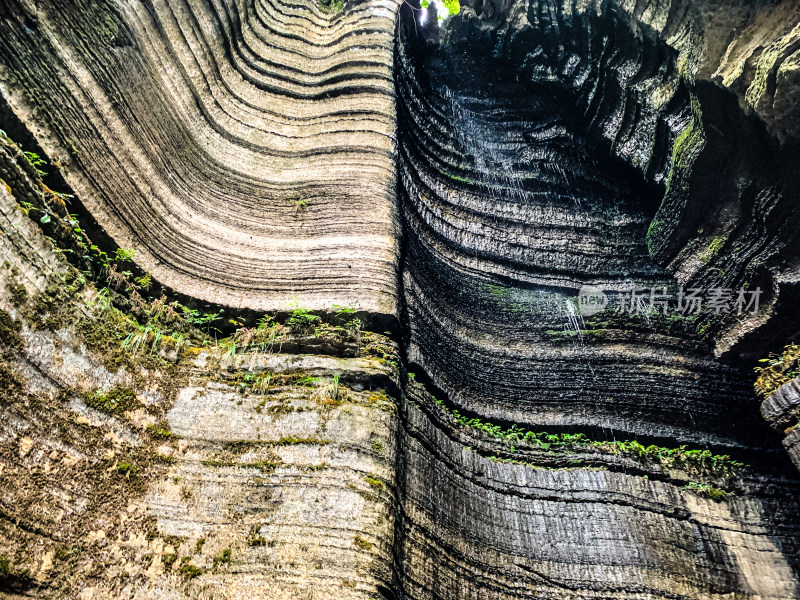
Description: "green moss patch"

(0, 310), (23, 349)
(83, 385), (139, 417)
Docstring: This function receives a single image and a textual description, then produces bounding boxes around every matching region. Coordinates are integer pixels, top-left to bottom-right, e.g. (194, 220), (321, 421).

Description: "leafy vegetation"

(329, 373), (340, 401)
(115, 461), (138, 475)
(700, 235), (726, 262)
(147, 421), (180, 439)
(287, 302), (322, 333)
(114, 247), (136, 262)
(364, 474), (384, 490)
(4, 128), (388, 380)
(426, 390), (746, 479)
(754, 343), (800, 397)
(318, 0), (342, 12)
(683, 481), (729, 501)
(420, 0), (460, 17)
(212, 548), (231, 568)
(23, 151), (47, 178)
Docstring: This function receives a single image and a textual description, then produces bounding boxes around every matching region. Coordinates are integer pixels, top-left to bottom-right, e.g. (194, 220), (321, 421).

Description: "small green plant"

(318, 0), (343, 12)
(332, 304), (357, 324)
(212, 548), (231, 568)
(179, 562), (203, 579)
(147, 421), (179, 439)
(330, 373), (340, 400)
(364, 475), (383, 490)
(23, 151), (47, 178)
(254, 371), (272, 394)
(122, 324), (166, 355)
(222, 339), (237, 361)
(162, 553), (178, 569)
(425, 387), (746, 479)
(135, 273), (152, 290)
(289, 197), (309, 214)
(353, 536), (372, 550)
(179, 306), (224, 333)
(345, 317), (363, 338)
(420, 0), (459, 17)
(256, 314), (274, 330)
(116, 461), (138, 475)
(683, 481), (730, 501)
(18, 201), (35, 216)
(700, 236), (726, 263)
(707, 236), (725, 254)
(89, 287), (113, 312)
(754, 343), (800, 397)
(287, 303), (321, 333)
(114, 247), (136, 262)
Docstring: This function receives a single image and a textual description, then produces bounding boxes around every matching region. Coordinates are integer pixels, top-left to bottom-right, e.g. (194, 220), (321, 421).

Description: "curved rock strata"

(398, 383), (800, 599)
(396, 0), (767, 446)
(0, 0), (401, 315)
(395, 1), (800, 598)
(0, 173), (401, 599)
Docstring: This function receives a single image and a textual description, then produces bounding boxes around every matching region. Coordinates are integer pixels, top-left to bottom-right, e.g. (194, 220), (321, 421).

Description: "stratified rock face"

(0, 140), (401, 599)
(396, 0), (761, 446)
(144, 363), (398, 600)
(700, 0), (800, 142)
(0, 0), (401, 315)
(398, 384), (800, 600)
(394, 1), (800, 597)
(763, 377), (800, 474)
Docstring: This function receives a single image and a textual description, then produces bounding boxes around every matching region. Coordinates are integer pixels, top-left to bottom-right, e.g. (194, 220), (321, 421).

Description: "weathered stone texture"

(0, 0), (401, 315)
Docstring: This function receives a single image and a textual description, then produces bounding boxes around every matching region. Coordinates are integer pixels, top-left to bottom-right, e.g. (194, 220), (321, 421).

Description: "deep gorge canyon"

(1, 0), (800, 598)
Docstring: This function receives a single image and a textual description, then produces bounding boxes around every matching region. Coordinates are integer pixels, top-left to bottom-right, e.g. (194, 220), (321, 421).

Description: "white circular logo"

(577, 285), (608, 316)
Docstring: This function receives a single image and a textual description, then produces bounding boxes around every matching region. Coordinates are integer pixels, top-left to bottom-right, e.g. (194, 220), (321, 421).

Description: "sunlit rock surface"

(0, 0), (401, 315)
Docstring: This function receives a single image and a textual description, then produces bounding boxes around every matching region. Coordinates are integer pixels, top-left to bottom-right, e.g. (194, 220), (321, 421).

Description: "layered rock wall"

(0, 0), (401, 314)
(1, 0), (800, 598)
(394, 1), (800, 597)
